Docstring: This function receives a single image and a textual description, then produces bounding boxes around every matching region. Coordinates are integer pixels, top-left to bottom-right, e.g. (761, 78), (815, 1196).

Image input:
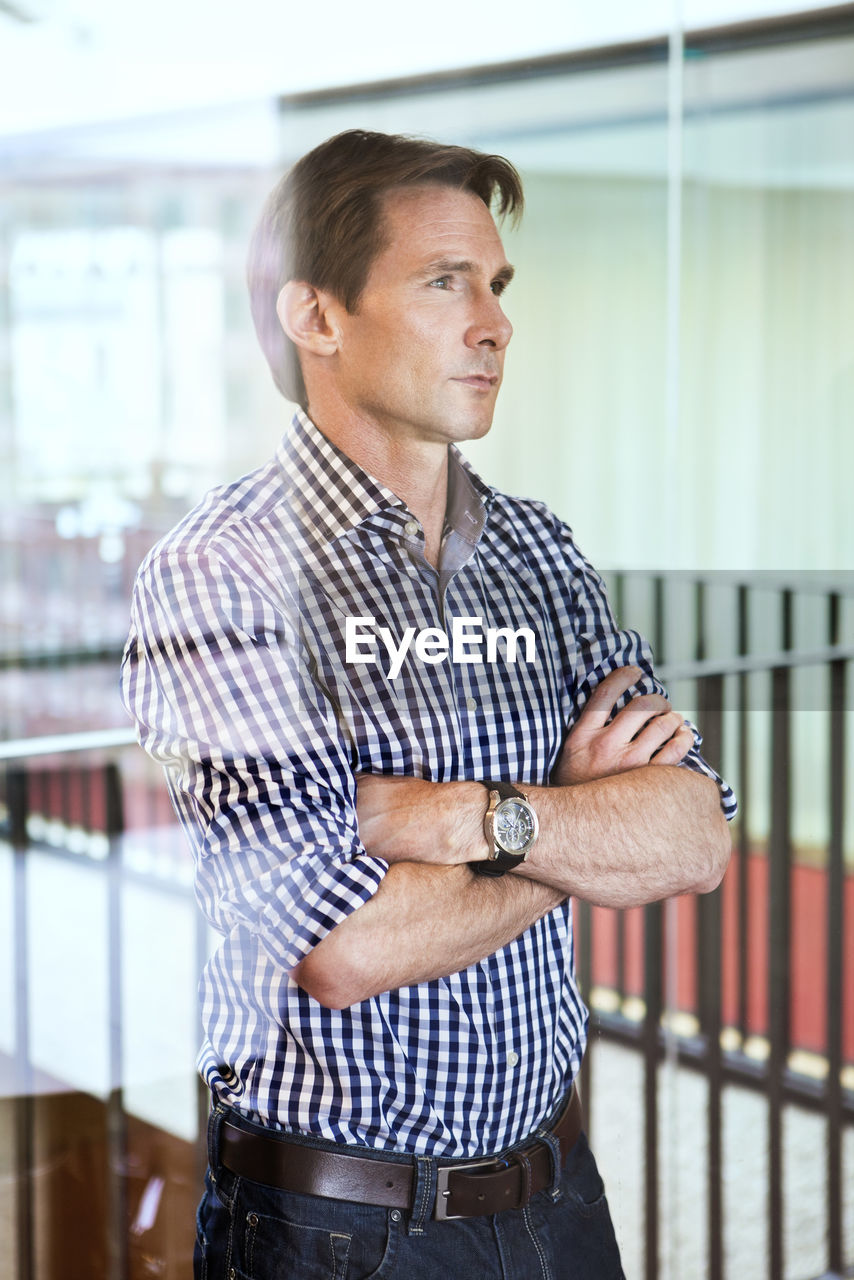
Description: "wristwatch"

(473, 781), (539, 877)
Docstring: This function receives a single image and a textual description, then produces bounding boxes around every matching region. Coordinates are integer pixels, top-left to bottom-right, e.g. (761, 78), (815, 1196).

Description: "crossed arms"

(124, 546), (731, 1011)
(294, 666), (732, 1008)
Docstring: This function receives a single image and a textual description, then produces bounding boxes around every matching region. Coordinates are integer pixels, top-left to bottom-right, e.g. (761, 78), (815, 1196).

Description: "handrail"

(0, 726), (138, 762)
(609, 567), (854, 594)
(0, 644), (124, 672)
(657, 641), (854, 683)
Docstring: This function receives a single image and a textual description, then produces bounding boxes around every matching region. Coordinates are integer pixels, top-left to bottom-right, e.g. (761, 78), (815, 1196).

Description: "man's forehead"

(376, 183), (508, 265)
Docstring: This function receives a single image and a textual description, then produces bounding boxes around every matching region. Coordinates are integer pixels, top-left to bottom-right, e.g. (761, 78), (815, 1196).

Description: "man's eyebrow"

(420, 258), (516, 283)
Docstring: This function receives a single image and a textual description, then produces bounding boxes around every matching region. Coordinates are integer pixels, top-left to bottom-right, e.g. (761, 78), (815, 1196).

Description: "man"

(122, 130), (735, 1278)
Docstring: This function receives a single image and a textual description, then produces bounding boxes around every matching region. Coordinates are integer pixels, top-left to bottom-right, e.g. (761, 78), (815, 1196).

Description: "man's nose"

(466, 292), (513, 351)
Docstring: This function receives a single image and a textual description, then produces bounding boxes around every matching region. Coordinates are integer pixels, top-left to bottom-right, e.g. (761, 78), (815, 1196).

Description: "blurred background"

(0, 1), (852, 1276)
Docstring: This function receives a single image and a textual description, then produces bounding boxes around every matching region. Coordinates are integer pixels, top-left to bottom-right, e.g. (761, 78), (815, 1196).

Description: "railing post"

(105, 762), (129, 1280)
(611, 570), (629, 1027)
(696, 673), (725, 1280)
(768, 589), (793, 1280)
(826, 597), (845, 1276)
(653, 575), (665, 669)
(9, 766), (34, 1280)
(645, 573), (666, 1280)
(644, 901), (662, 1280)
(736, 584), (751, 1046)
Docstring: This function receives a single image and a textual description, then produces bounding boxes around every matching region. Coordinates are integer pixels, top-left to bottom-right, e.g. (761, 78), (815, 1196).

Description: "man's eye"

(429, 276), (451, 289)
(491, 280), (508, 297)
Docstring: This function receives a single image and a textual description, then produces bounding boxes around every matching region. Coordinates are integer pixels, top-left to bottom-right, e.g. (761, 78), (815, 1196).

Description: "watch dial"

(495, 799), (536, 852)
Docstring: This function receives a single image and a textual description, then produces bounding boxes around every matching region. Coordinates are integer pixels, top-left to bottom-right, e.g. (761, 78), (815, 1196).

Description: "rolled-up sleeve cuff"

(248, 853), (389, 972)
(679, 747), (738, 822)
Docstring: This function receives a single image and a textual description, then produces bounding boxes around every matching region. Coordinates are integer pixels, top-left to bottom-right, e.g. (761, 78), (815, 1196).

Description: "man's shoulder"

(481, 484), (578, 569)
(138, 450), (295, 581)
(489, 487), (561, 530)
(128, 451), (306, 645)
(467, 468), (605, 596)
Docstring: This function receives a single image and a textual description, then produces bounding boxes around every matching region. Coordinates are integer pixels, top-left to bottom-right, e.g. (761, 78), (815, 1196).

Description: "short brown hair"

(247, 129), (524, 406)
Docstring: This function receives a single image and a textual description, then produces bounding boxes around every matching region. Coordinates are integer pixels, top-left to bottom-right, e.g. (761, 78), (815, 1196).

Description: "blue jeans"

(195, 1103), (625, 1279)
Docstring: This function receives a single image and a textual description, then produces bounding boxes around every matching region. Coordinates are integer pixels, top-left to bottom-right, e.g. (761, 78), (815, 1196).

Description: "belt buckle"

(435, 1156), (502, 1221)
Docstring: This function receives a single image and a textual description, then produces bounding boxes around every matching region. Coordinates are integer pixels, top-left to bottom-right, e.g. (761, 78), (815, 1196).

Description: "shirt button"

(466, 697), (478, 712)
(508, 1051), (519, 1067)
(403, 520), (420, 537)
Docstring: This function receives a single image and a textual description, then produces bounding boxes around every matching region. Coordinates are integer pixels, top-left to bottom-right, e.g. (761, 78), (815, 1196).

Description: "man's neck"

(306, 400), (450, 568)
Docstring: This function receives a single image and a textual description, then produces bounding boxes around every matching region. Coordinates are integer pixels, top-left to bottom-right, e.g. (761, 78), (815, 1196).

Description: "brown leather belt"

(219, 1084), (582, 1221)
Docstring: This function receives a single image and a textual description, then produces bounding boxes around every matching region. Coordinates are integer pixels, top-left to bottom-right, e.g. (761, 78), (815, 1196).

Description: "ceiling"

(0, 0), (848, 136)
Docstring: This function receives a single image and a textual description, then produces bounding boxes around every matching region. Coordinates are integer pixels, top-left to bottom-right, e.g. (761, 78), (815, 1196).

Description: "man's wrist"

(456, 781), (491, 862)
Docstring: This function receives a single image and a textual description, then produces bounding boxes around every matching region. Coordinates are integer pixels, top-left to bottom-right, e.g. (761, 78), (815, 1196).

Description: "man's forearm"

(518, 765), (730, 907)
(291, 862), (563, 1009)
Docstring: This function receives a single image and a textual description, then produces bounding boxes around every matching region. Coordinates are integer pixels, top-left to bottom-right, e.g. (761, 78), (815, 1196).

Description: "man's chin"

(457, 414), (495, 443)
(437, 403), (497, 443)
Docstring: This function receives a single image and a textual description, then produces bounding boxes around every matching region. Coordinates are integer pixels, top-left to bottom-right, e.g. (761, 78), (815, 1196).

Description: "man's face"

(325, 183), (514, 447)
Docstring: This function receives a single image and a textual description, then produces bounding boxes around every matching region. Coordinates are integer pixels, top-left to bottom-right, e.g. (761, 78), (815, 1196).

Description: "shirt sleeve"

(120, 539), (388, 972)
(549, 518), (738, 821)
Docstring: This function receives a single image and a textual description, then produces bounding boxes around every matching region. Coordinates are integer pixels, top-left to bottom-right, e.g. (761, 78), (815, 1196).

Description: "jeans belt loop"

(533, 1125), (564, 1200)
(207, 1102), (225, 1172)
(408, 1156), (436, 1237)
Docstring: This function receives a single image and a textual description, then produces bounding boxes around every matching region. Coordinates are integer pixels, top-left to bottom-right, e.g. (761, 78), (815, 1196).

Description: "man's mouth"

(453, 374), (498, 391)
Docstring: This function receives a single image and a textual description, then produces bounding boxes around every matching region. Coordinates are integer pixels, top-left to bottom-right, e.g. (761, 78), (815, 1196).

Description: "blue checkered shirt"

(121, 409), (735, 1157)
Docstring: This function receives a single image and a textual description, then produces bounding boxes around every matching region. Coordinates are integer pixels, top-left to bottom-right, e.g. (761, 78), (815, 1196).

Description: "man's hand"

(553, 666), (695, 786)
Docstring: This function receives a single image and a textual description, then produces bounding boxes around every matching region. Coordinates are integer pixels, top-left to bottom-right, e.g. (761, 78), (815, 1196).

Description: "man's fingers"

(579, 666), (643, 729)
(607, 693), (673, 742)
(627, 709), (684, 759)
(650, 724), (695, 765)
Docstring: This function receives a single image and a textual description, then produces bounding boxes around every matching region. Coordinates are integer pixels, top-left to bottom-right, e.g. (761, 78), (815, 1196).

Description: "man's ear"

(276, 280), (341, 356)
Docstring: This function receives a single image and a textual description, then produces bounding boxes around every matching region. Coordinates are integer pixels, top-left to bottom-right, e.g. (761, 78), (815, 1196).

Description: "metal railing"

(577, 574), (854, 1280)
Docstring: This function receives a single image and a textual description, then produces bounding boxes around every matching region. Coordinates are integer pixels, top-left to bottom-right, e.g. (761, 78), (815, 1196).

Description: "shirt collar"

(445, 447), (493, 544)
(276, 410), (404, 544)
(276, 409), (494, 546)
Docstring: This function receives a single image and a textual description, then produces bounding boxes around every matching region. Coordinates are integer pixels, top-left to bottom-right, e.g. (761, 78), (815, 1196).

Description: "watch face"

(494, 799), (537, 853)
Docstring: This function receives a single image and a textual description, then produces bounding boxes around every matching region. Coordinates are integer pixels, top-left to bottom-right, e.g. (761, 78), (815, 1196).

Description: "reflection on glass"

(1, 20), (852, 1280)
